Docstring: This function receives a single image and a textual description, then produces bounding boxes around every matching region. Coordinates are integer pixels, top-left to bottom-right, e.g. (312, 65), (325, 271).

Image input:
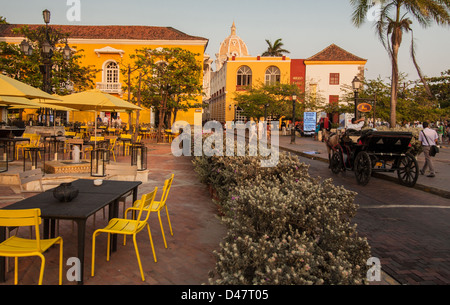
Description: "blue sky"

(2, 0), (450, 81)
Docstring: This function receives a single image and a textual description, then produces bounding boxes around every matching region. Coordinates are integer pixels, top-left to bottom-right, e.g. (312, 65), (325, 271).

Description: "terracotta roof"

(306, 44), (366, 62)
(0, 24), (208, 42)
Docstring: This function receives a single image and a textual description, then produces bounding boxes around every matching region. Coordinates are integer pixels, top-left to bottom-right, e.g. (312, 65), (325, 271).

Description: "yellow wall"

(71, 42), (205, 126)
(2, 35), (206, 127)
(210, 56), (291, 122)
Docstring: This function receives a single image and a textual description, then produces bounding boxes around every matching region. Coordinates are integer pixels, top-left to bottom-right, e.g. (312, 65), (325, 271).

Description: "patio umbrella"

(45, 89), (142, 148)
(0, 74), (61, 101)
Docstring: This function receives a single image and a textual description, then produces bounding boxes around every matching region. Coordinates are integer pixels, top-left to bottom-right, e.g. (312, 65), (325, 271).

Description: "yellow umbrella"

(0, 74), (61, 101)
(7, 99), (77, 111)
(45, 89), (142, 149)
(0, 95), (48, 107)
(46, 89), (141, 111)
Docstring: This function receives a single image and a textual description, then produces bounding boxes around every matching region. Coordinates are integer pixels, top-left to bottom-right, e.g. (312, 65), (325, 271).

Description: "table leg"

(108, 199), (119, 252)
(43, 218), (50, 239)
(0, 227), (5, 282)
(75, 219), (86, 285)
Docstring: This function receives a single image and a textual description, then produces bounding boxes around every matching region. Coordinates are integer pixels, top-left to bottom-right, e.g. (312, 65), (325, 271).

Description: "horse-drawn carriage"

(328, 129), (419, 187)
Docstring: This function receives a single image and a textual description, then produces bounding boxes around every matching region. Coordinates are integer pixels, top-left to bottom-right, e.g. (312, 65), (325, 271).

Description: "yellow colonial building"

(207, 23), (291, 123)
(0, 24), (208, 126)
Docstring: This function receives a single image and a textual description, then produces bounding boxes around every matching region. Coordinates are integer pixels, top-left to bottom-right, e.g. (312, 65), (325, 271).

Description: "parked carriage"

(329, 129), (419, 186)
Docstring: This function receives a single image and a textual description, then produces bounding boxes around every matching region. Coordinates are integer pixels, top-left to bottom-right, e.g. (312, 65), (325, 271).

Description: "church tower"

(215, 22), (250, 70)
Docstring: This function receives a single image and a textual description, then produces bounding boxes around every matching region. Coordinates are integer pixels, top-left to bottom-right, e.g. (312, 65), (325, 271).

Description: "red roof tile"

(0, 24), (208, 42)
(306, 44), (366, 62)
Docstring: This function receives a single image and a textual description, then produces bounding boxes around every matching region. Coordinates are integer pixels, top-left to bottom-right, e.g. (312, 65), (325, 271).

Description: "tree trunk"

(389, 27), (402, 128)
(157, 89), (167, 143)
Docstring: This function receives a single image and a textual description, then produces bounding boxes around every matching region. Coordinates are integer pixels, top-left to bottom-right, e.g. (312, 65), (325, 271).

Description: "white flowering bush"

(193, 139), (371, 285)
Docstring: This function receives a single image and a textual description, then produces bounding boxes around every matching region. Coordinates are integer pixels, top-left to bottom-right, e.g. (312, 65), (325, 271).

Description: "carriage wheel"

(330, 149), (343, 174)
(397, 152), (419, 187)
(354, 151), (372, 186)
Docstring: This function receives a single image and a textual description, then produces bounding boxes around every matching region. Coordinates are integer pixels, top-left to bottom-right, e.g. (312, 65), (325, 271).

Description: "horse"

(323, 129), (339, 168)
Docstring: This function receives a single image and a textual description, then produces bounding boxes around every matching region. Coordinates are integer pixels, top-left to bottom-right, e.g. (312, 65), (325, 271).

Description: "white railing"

(96, 82), (122, 94)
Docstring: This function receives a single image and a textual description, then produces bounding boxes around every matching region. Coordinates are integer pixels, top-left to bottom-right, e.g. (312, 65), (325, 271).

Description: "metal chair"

(0, 208), (64, 285)
(91, 187), (158, 281)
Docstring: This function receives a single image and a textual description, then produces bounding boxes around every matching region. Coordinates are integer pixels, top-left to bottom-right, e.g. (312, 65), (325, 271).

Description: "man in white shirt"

(418, 121), (438, 177)
(347, 118), (365, 131)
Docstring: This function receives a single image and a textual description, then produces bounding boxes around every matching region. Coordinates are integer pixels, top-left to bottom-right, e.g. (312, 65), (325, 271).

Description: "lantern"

(131, 143), (147, 171)
(0, 143), (7, 173)
(91, 148), (107, 177)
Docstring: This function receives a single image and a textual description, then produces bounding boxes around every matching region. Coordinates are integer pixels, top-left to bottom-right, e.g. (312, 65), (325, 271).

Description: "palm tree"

(262, 38), (290, 57)
(350, 0), (450, 127)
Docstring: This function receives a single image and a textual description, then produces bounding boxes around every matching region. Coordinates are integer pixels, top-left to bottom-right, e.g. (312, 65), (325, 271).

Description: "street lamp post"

(20, 9), (71, 126)
(352, 76), (362, 120)
(291, 95), (297, 144)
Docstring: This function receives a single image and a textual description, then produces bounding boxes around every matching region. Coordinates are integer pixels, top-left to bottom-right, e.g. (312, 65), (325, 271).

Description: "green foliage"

(234, 82), (314, 120)
(0, 25), (97, 94)
(193, 140), (371, 285)
(122, 47), (203, 130)
(262, 38), (290, 57)
(354, 75), (449, 123)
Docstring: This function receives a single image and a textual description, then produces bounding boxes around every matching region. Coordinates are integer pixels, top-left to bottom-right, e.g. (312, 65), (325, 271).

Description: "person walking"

(437, 122), (444, 144)
(418, 121), (438, 178)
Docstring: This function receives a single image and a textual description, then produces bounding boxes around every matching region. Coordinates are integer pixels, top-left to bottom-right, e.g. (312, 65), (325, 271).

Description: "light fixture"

(91, 148), (107, 177)
(41, 40), (53, 55)
(63, 43), (71, 60)
(43, 9), (51, 25)
(352, 76), (362, 92)
(131, 143), (147, 171)
(20, 39), (33, 56)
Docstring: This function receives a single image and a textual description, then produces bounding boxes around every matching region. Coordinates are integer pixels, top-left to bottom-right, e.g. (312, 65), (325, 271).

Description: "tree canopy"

(262, 39), (290, 57)
(122, 47), (203, 140)
(0, 24), (97, 95)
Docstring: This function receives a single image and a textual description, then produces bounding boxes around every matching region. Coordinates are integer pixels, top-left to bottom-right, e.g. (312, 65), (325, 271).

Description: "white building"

(304, 44), (367, 121)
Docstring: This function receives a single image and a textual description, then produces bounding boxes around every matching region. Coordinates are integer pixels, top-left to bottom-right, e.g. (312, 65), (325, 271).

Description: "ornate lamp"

(0, 143), (7, 173)
(131, 143), (147, 171)
(352, 76), (362, 119)
(43, 9), (51, 24)
(91, 148), (107, 177)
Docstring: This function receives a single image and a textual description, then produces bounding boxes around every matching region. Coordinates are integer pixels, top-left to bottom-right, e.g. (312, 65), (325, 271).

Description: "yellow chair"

(0, 208), (63, 285)
(105, 137), (117, 162)
(84, 136), (105, 158)
(16, 133), (34, 160)
(125, 174), (174, 249)
(91, 187), (158, 282)
(118, 134), (132, 155)
(125, 135), (142, 155)
(18, 134), (42, 161)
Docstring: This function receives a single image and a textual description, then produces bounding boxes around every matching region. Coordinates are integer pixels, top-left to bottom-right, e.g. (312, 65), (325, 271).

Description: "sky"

(1, 0), (450, 82)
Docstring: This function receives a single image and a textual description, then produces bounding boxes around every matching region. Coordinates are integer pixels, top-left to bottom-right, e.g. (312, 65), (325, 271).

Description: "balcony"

(236, 85), (251, 91)
(96, 82), (122, 94)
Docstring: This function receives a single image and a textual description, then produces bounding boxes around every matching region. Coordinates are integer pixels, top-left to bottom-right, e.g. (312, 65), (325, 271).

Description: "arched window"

(265, 66), (280, 85)
(104, 61), (119, 84)
(237, 66), (252, 87)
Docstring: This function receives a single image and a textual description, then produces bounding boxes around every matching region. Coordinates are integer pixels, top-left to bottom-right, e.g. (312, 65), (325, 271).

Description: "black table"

(44, 136), (66, 161)
(0, 137), (30, 162)
(0, 179), (141, 285)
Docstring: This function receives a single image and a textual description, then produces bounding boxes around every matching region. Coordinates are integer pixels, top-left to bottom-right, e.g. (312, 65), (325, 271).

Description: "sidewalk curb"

(278, 143), (450, 200)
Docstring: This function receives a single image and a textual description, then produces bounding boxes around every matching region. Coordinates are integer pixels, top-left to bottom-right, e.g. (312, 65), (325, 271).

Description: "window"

(329, 95), (339, 104)
(104, 61), (119, 83)
(265, 66), (281, 85)
(329, 73), (340, 85)
(237, 66), (252, 88)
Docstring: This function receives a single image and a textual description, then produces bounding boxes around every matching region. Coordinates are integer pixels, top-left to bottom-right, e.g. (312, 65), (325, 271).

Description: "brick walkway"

(0, 143), (226, 285)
